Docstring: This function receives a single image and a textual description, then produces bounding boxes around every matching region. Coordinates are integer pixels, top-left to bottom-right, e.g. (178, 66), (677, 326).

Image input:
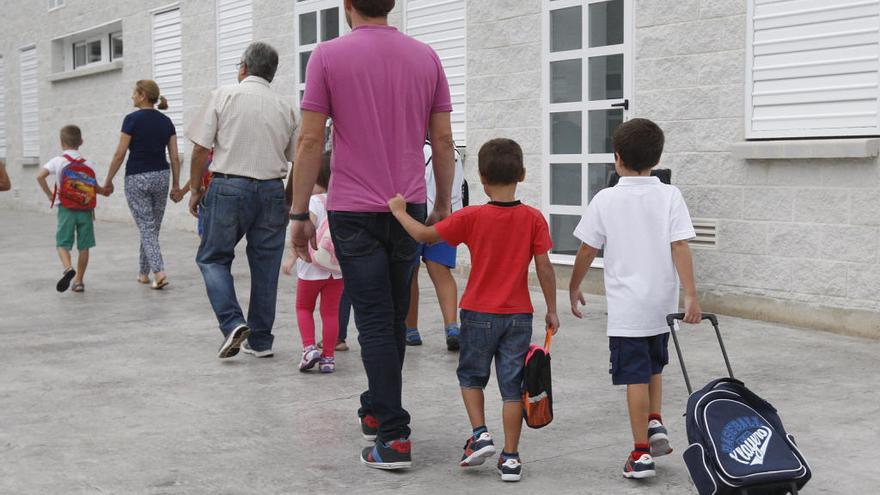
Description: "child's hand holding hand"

(388, 194), (406, 215)
(546, 311), (560, 335)
(282, 255), (296, 276)
(570, 289), (586, 319)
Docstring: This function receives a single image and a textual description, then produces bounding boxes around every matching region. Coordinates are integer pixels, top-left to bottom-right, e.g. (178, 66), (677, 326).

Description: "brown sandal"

(137, 275), (150, 285)
(151, 277), (169, 290)
(71, 283), (85, 293)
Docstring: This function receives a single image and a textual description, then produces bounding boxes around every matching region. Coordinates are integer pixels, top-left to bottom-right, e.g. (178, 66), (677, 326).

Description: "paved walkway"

(1, 209), (877, 494)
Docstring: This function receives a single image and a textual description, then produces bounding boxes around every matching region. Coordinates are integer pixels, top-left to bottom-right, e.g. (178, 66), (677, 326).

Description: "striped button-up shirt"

(188, 76), (297, 180)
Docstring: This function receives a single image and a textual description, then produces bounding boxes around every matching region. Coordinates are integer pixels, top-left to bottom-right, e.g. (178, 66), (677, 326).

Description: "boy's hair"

(316, 151), (332, 190)
(351, 0), (395, 18)
(60, 125), (83, 148)
(612, 118), (664, 172)
(478, 138), (524, 185)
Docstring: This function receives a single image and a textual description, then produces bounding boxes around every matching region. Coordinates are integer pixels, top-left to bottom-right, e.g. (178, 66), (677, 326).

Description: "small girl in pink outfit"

(283, 154), (343, 373)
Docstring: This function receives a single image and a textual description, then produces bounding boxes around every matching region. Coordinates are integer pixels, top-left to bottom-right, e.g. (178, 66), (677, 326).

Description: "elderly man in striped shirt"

(187, 42), (298, 360)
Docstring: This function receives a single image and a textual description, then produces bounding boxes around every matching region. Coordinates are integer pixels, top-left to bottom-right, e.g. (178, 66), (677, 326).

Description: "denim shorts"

(457, 310), (533, 402)
(609, 333), (670, 385)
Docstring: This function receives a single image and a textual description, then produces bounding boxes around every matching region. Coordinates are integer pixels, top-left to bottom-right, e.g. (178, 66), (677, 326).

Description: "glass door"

(542, 0), (632, 262)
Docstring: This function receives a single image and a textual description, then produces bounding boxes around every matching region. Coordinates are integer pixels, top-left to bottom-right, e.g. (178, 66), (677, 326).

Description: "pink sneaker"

(299, 345), (321, 372)
(319, 356), (335, 373)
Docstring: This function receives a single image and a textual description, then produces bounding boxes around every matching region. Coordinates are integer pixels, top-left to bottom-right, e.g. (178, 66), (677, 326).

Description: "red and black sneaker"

(361, 439), (412, 470)
(359, 415), (379, 441)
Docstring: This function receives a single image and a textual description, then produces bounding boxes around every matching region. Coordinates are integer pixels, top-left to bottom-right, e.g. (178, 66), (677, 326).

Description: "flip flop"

(71, 283), (85, 293)
(151, 277), (169, 290)
(57, 268), (76, 292)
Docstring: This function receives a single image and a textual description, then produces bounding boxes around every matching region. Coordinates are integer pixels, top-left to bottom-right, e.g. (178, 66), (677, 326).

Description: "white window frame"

(152, 4), (185, 153)
(109, 31), (124, 62)
(744, 0), (880, 140)
(72, 36), (104, 70)
(295, 0), (346, 107)
(48, 0), (65, 12)
(541, 0), (634, 266)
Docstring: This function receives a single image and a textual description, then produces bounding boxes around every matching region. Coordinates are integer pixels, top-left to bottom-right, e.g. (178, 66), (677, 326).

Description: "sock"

(447, 323), (460, 331)
(649, 413), (663, 424)
(632, 443), (650, 460)
(501, 451), (519, 460)
(472, 425), (488, 438)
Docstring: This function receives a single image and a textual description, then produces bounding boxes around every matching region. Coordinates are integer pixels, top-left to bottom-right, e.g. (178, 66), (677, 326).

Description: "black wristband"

(289, 212), (310, 221)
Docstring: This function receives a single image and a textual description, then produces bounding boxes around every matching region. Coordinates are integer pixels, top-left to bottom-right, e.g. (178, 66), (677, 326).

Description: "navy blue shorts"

(609, 334), (670, 385)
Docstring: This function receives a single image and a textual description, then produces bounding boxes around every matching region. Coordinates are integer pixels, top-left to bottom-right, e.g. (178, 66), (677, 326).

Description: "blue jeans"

(329, 203), (426, 442)
(458, 310), (533, 402)
(196, 177), (288, 351)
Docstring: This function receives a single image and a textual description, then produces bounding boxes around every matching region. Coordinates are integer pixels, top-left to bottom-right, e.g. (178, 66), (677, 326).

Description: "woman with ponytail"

(103, 79), (181, 289)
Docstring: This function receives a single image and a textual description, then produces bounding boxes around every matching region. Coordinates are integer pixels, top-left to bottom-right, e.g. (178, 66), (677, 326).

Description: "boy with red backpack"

(36, 125), (107, 293)
(283, 152), (343, 372)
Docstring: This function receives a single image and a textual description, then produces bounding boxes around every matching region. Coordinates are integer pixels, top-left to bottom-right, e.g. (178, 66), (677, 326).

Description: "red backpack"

(522, 329), (554, 429)
(52, 154), (98, 210)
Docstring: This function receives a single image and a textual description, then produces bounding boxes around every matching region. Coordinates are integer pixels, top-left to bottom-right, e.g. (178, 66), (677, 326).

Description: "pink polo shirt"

(301, 25), (453, 212)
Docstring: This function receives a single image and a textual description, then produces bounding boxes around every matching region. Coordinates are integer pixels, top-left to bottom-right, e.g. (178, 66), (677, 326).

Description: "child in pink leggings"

(283, 153), (343, 373)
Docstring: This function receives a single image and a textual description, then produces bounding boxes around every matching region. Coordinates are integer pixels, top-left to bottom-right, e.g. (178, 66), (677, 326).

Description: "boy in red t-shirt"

(388, 138), (559, 483)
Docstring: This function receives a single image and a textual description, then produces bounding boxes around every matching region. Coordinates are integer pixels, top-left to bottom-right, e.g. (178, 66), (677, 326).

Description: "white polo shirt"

(573, 176), (696, 337)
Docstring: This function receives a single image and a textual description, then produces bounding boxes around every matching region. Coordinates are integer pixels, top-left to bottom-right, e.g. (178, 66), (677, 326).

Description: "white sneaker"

(241, 341), (274, 358)
(299, 345), (321, 371)
(217, 324), (250, 359)
(648, 419), (672, 457)
(318, 356), (335, 373)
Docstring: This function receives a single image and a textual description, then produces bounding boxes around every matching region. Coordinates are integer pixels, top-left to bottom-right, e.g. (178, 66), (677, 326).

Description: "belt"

(212, 172), (282, 182)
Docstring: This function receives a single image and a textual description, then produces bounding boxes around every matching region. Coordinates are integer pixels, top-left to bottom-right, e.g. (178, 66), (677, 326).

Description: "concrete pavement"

(1, 209), (877, 494)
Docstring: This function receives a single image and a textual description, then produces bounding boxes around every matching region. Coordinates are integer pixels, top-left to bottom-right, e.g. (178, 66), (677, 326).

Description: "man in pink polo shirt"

(290, 0), (455, 471)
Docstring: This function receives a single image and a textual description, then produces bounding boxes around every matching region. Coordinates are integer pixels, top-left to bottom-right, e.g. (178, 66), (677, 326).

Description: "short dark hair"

(316, 151), (332, 190)
(351, 0), (395, 18)
(242, 42), (279, 83)
(60, 125), (83, 148)
(612, 118), (665, 172)
(478, 138), (525, 186)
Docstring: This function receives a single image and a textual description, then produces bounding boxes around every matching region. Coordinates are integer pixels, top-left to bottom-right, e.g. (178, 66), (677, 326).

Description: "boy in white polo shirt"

(568, 118), (702, 480)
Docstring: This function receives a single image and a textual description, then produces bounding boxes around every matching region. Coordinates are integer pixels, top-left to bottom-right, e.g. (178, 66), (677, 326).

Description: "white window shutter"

(152, 7), (184, 151)
(0, 56), (6, 158)
(405, 0), (467, 145)
(20, 47), (40, 159)
(746, 0), (880, 139)
(217, 0), (253, 87)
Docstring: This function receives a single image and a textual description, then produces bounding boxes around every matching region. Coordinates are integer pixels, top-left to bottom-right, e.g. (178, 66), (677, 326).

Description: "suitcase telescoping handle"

(666, 313), (734, 395)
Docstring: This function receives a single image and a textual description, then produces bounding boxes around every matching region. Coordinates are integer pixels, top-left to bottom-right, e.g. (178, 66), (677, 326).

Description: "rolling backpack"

(52, 154), (98, 210)
(667, 314), (811, 495)
(307, 194), (341, 276)
(522, 329), (554, 429)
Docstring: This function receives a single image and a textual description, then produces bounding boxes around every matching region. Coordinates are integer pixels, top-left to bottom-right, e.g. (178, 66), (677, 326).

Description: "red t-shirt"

(435, 202), (553, 314)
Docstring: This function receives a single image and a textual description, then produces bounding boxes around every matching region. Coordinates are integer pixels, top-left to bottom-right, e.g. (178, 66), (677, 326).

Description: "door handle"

(610, 99), (629, 111)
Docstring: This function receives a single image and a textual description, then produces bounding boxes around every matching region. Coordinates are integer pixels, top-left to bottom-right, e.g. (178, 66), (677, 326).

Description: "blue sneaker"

(497, 454), (523, 482)
(405, 328), (422, 346)
(361, 439), (412, 470)
(460, 432), (496, 467)
(623, 453), (655, 479)
(445, 324), (460, 351)
(649, 419), (672, 457)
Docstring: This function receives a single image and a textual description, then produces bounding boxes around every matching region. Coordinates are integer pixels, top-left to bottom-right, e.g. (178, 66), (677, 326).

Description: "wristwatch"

(289, 212), (310, 221)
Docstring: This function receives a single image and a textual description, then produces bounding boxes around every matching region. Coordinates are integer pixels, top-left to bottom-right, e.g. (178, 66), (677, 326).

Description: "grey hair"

(242, 42), (279, 83)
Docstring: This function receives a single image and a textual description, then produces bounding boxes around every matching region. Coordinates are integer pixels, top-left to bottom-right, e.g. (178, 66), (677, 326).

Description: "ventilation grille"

(690, 219), (717, 249)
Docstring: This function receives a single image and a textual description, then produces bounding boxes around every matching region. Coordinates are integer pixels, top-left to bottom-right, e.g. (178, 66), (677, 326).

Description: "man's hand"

(570, 289), (586, 319)
(291, 219), (317, 263)
(546, 311), (560, 335)
(683, 293), (702, 324)
(388, 194), (407, 216)
(426, 204), (451, 226)
(188, 190), (203, 218)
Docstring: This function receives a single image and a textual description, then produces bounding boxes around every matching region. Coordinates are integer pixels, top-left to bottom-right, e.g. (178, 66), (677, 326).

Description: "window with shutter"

(20, 46), (40, 160)
(217, 0), (253, 87)
(746, 0), (880, 139)
(0, 56), (6, 159)
(152, 7), (184, 152)
(405, 0), (467, 145)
